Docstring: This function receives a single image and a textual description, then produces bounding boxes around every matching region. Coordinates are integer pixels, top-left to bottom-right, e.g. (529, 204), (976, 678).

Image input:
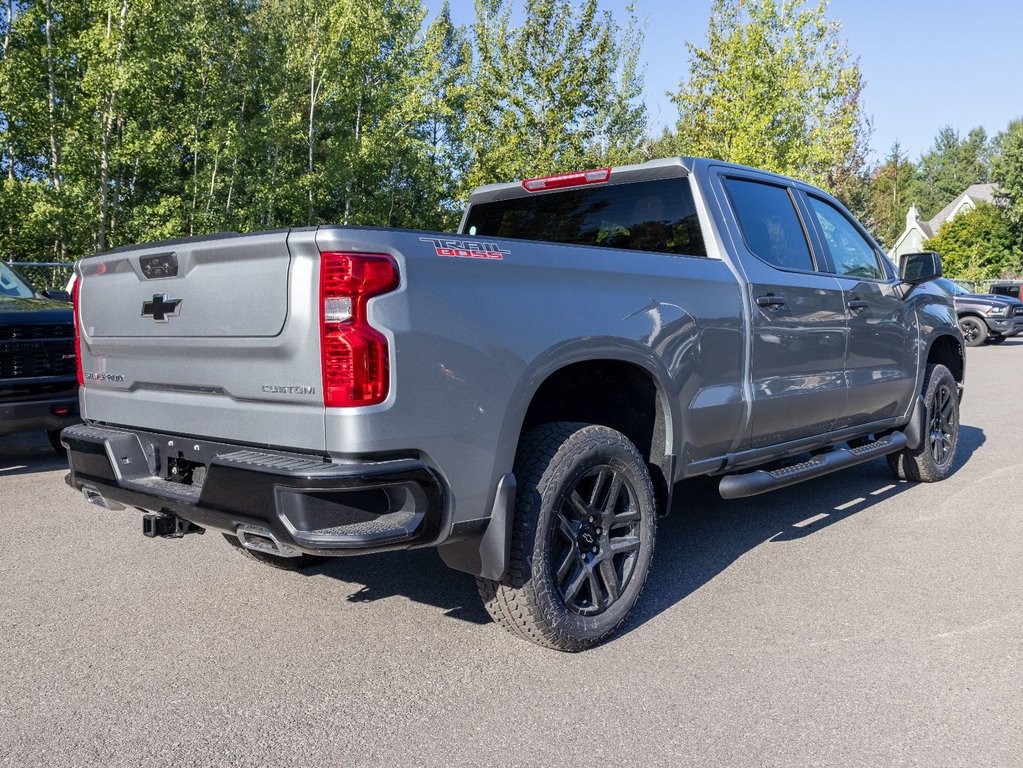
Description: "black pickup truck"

(0, 262), (79, 452)
(933, 277), (1023, 346)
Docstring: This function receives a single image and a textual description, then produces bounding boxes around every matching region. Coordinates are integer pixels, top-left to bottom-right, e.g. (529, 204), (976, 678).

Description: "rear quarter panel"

(310, 226), (744, 532)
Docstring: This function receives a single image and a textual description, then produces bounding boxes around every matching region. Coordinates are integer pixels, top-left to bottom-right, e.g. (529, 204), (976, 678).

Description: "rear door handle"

(756, 294), (786, 308)
(847, 299), (869, 312)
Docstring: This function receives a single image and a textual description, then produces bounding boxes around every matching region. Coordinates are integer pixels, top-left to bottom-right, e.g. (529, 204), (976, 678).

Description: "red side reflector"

(71, 278), (84, 387)
(319, 253), (399, 407)
(521, 167), (611, 192)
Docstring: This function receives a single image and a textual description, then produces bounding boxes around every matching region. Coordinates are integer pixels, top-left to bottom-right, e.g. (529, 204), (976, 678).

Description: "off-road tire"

(476, 422), (657, 652)
(886, 364), (959, 482)
(958, 316), (987, 347)
(222, 533), (330, 571)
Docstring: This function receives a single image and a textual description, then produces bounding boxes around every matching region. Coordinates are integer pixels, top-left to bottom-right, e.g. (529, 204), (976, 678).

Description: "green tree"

(864, 141), (922, 249)
(914, 125), (990, 219)
(660, 0), (869, 207)
(924, 202), (1021, 281)
(461, 0), (646, 194)
(992, 118), (1023, 232)
(0, 0), (645, 261)
(409, 1), (472, 229)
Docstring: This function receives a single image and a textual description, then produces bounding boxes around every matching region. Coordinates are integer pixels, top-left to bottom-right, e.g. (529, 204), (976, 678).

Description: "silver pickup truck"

(62, 158), (964, 651)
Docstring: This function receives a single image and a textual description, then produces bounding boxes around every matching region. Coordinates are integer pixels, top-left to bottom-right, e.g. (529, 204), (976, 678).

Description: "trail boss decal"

(419, 237), (509, 261)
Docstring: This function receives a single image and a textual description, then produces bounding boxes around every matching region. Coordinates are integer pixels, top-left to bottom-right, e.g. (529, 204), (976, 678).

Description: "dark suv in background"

(0, 262), (79, 452)
(935, 276), (1023, 346)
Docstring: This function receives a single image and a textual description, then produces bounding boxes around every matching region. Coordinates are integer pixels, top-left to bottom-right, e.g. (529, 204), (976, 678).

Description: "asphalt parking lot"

(2, 343), (1021, 768)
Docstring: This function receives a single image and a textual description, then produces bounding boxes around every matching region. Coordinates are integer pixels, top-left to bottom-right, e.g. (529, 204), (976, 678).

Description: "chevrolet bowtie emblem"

(142, 293), (182, 322)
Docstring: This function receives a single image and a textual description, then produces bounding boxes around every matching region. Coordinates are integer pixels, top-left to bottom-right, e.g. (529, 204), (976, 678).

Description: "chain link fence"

(3, 262), (76, 291)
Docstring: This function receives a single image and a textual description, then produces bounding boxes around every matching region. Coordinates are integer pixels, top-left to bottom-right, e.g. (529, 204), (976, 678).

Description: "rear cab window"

(462, 177), (707, 257)
(722, 177), (815, 271)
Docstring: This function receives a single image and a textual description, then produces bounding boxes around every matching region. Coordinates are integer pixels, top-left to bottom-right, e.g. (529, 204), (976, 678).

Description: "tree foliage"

(913, 125), (990, 219)
(0, 0), (646, 261)
(460, 0), (645, 195)
(992, 118), (1023, 232)
(659, 0), (870, 208)
(862, 141), (920, 249)
(923, 202), (1021, 281)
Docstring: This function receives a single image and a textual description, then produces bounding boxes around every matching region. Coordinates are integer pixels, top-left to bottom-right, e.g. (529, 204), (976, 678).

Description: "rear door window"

(723, 177), (815, 272)
(463, 177), (707, 257)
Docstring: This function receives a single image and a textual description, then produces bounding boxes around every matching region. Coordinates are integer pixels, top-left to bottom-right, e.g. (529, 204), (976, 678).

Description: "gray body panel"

(73, 157), (961, 546)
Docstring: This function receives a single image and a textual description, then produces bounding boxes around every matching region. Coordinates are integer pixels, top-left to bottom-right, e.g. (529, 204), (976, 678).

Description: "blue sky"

(427, 0), (1023, 163)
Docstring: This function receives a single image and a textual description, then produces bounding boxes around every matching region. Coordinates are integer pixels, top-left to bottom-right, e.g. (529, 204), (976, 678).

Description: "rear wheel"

(476, 422), (657, 652)
(887, 364), (960, 482)
(958, 316), (987, 347)
(222, 533), (330, 571)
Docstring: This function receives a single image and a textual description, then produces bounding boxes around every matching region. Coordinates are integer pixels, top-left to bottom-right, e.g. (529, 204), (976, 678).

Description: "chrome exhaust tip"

(81, 484), (125, 511)
(235, 524), (302, 558)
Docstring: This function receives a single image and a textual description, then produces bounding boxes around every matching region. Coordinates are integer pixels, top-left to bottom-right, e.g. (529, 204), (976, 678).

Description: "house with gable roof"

(890, 183), (998, 260)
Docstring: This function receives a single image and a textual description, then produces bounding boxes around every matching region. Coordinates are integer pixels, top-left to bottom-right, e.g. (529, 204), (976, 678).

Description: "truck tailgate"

(77, 230), (327, 451)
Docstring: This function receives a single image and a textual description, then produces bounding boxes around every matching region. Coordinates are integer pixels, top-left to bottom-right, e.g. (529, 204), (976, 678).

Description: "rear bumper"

(0, 394), (79, 437)
(61, 423), (445, 556)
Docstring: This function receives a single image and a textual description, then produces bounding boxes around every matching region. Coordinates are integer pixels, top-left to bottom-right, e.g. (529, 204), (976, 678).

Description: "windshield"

(0, 263), (36, 298)
(935, 277), (967, 296)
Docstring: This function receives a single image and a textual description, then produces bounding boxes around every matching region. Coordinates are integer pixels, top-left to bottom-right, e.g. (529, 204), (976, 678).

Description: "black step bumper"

(62, 424), (445, 555)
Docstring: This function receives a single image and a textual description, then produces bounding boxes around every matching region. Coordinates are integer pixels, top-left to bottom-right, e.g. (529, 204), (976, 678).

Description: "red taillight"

(521, 167), (611, 192)
(72, 278), (84, 387)
(319, 252), (399, 407)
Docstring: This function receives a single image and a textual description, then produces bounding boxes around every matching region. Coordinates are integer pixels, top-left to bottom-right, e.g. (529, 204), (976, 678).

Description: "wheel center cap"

(577, 521), (602, 553)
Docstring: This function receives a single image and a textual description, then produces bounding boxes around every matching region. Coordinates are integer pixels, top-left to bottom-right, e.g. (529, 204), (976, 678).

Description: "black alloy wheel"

(927, 377), (957, 468)
(550, 465), (642, 617)
(958, 316), (987, 347)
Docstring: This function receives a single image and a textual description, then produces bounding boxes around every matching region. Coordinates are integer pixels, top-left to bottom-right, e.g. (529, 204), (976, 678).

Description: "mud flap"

(438, 473), (516, 581)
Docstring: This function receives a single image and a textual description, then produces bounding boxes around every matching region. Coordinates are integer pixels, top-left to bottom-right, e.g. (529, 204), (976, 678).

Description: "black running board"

(718, 431), (908, 500)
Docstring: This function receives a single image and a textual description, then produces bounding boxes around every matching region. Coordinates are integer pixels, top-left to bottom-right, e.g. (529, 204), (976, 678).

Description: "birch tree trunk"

(97, 0), (128, 253)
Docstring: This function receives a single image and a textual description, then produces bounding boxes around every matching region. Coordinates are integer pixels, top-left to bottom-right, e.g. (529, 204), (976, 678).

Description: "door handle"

(756, 294), (786, 309)
(847, 299), (869, 312)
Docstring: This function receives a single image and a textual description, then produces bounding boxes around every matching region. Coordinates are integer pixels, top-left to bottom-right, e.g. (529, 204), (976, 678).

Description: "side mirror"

(899, 251), (942, 284)
(39, 288), (72, 303)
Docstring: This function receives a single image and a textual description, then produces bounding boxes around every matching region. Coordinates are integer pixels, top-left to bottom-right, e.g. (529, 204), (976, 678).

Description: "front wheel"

(958, 316), (987, 347)
(476, 423), (657, 652)
(887, 364), (960, 482)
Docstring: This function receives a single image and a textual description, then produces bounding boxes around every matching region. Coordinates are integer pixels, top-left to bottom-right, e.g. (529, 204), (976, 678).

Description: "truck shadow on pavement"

(305, 424), (986, 633)
(4, 424), (987, 634)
